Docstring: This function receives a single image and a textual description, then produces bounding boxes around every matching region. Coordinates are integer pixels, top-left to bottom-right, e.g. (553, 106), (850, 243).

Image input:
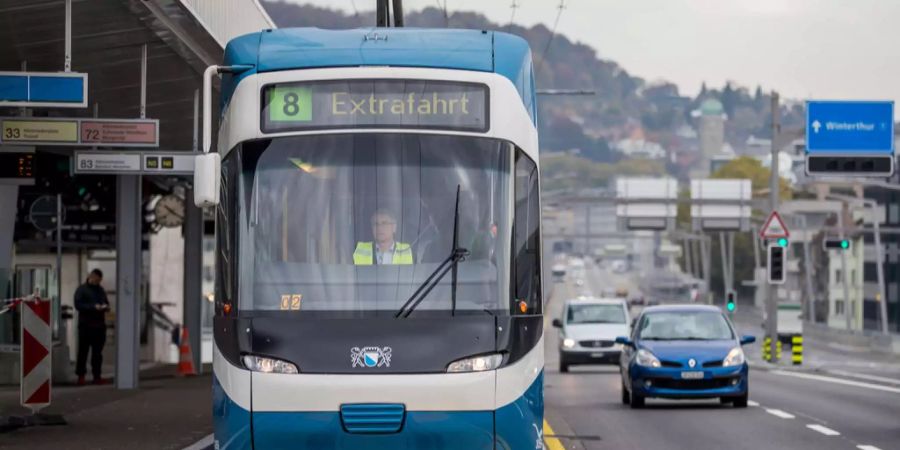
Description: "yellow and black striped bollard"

(762, 337), (772, 362)
(791, 334), (803, 365)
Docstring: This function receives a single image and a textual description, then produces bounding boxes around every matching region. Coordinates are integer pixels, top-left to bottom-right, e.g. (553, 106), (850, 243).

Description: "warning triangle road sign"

(760, 211), (790, 239)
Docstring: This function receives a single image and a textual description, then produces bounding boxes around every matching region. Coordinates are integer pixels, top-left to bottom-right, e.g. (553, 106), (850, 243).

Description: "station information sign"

(75, 151), (194, 175)
(261, 79), (488, 133)
(0, 118), (158, 147)
(2, 119), (78, 144)
(0, 151), (35, 185)
(0, 71), (88, 108)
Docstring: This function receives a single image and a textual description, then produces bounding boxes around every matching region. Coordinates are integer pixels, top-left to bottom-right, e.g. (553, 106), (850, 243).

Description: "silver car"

(553, 297), (631, 372)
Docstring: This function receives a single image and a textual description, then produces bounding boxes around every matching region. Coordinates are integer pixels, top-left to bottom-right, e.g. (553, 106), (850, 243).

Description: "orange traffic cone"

(178, 326), (197, 376)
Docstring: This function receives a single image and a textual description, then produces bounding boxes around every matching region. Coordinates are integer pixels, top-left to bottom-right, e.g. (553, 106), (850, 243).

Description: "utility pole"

(766, 92), (780, 362)
(837, 205), (852, 330)
(796, 215), (816, 323)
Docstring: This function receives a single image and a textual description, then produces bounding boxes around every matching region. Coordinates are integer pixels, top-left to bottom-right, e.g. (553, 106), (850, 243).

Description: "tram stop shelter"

(0, 0), (273, 390)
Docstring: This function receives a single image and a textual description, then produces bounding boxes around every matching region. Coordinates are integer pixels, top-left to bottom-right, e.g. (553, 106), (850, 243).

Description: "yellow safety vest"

(353, 242), (413, 265)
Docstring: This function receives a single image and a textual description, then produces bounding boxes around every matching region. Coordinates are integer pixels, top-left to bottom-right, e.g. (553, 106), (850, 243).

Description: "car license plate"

(591, 353), (605, 358)
(681, 371), (704, 379)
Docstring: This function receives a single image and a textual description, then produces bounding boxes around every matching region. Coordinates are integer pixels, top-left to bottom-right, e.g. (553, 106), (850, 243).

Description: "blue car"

(616, 305), (755, 408)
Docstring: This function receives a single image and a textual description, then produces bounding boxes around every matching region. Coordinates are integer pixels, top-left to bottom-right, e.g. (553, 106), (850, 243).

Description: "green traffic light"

(726, 302), (736, 312)
(777, 238), (788, 247)
(840, 240), (849, 249)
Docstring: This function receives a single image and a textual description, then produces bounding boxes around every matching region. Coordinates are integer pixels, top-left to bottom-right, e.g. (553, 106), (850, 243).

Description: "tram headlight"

(242, 355), (299, 374)
(446, 354), (503, 373)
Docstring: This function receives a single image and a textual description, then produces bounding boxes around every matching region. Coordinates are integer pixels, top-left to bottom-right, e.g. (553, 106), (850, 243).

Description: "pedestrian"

(74, 269), (110, 385)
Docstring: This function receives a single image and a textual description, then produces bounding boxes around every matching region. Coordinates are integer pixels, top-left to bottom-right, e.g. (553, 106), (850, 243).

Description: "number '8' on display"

(268, 86), (312, 122)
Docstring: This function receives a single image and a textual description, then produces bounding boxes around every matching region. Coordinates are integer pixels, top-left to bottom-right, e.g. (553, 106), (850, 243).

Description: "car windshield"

(567, 304), (627, 324)
(637, 311), (734, 340)
(221, 133), (533, 315)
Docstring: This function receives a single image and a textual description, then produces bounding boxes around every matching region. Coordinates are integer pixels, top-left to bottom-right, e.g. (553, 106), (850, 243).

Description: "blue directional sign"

(806, 101), (894, 153)
(0, 71), (88, 108)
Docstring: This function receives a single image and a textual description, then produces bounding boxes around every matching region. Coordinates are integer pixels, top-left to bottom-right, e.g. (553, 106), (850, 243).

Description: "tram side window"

(513, 150), (541, 314)
(215, 153), (236, 315)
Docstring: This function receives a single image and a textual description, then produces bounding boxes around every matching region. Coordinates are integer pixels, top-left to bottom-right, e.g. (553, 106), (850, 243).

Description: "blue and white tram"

(196, 27), (543, 450)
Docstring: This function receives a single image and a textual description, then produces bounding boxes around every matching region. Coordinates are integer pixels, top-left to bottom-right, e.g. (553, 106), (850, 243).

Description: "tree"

(705, 156), (793, 298)
(711, 156), (792, 201)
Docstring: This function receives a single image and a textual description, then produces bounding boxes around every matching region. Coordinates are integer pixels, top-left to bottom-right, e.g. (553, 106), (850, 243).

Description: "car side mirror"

(740, 335), (756, 346)
(552, 318), (563, 328)
(630, 318), (637, 329)
(615, 336), (633, 347)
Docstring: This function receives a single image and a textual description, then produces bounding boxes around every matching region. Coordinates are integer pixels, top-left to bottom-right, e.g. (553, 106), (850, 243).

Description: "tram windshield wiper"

(395, 185), (469, 318)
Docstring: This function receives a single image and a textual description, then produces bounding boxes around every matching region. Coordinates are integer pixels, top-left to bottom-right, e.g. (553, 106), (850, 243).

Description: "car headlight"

(447, 354), (503, 373)
(635, 349), (661, 368)
(723, 347), (745, 367)
(562, 338), (576, 348)
(242, 355), (299, 374)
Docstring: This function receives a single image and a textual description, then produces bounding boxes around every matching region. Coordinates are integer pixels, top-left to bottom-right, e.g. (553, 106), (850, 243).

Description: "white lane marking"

(806, 424), (840, 436)
(765, 408), (795, 419)
(857, 445), (883, 450)
(748, 400), (760, 407)
(182, 433), (214, 450)
(771, 370), (900, 394)
(827, 370), (900, 386)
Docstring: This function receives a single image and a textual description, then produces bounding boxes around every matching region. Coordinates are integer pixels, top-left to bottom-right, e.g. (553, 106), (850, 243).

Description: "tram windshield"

(219, 133), (540, 315)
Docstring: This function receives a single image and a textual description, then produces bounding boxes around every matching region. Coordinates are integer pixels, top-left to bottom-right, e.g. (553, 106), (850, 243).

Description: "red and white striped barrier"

(20, 297), (51, 412)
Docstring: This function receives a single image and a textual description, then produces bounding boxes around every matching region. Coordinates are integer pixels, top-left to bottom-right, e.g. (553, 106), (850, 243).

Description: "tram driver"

(353, 209), (414, 265)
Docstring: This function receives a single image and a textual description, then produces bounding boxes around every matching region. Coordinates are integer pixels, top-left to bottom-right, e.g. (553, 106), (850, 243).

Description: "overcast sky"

(283, 0), (899, 108)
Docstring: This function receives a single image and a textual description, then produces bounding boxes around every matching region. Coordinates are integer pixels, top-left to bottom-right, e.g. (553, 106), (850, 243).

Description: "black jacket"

(74, 283), (109, 328)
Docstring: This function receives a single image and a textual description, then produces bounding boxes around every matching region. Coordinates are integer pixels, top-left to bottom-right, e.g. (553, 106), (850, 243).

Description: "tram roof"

(222, 27), (536, 123)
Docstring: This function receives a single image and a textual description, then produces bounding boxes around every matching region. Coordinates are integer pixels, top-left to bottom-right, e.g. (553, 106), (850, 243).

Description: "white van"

(552, 297), (631, 372)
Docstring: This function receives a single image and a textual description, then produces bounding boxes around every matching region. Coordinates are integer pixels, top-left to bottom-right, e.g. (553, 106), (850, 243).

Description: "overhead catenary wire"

(507, 0), (520, 32)
(434, 0), (449, 27)
(349, 0), (362, 26)
(535, 0), (567, 74)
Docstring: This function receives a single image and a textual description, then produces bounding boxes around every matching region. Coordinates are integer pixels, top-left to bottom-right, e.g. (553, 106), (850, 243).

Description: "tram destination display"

(262, 79), (488, 133)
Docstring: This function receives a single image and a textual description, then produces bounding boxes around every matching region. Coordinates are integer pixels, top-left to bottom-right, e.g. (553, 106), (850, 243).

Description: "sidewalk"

(732, 307), (900, 381)
(0, 364), (212, 450)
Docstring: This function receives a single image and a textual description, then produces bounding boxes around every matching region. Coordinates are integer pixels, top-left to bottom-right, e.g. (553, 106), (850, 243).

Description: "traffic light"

(726, 291), (736, 312)
(823, 238), (850, 250)
(777, 238), (789, 247)
(767, 244), (786, 284)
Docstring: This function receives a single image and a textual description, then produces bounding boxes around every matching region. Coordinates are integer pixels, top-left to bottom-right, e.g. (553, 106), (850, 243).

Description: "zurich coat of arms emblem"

(351, 346), (392, 368)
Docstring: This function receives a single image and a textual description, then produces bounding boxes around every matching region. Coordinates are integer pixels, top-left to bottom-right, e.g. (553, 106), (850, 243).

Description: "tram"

(194, 26), (543, 449)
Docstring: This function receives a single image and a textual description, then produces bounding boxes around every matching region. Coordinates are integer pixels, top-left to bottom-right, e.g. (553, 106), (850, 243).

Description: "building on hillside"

(744, 135), (772, 157)
(691, 98), (727, 178)
(612, 138), (666, 159)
